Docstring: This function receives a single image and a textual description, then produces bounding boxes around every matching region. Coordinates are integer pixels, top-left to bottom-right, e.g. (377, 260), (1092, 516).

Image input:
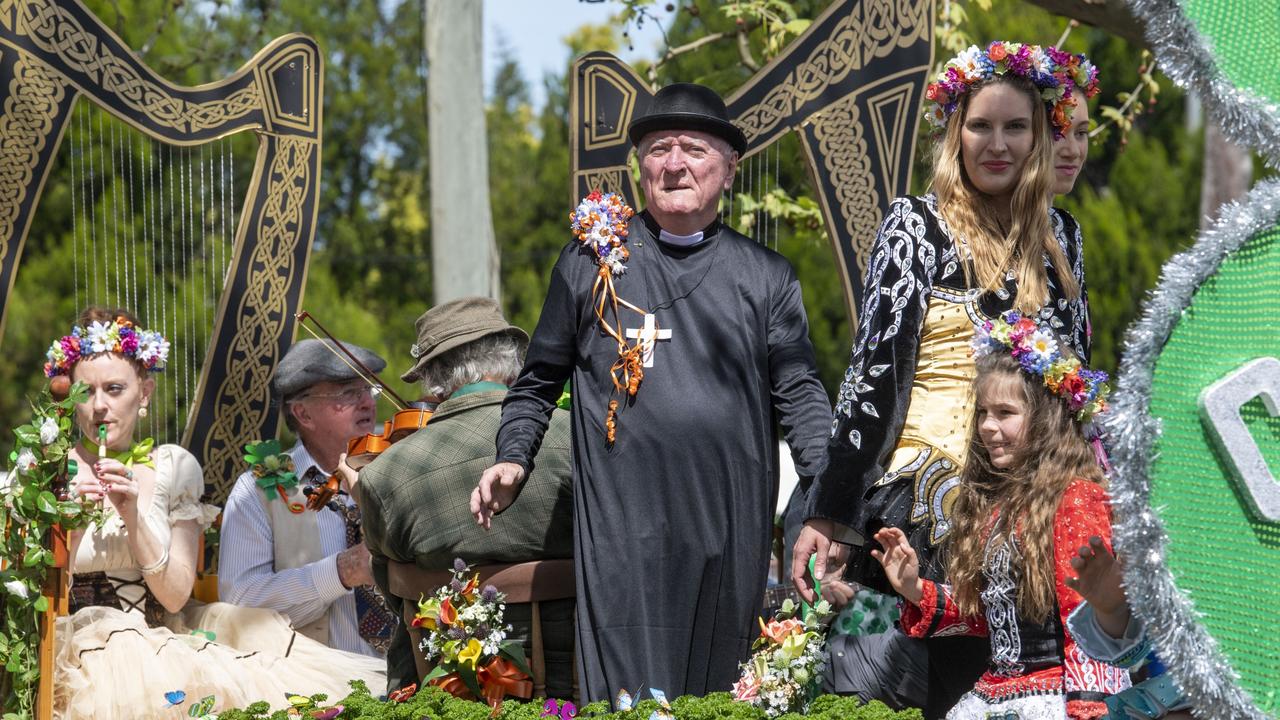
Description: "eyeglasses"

(296, 385), (380, 406)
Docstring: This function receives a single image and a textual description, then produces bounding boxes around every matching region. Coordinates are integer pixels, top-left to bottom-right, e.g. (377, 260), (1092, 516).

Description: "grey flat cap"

(273, 338), (386, 397)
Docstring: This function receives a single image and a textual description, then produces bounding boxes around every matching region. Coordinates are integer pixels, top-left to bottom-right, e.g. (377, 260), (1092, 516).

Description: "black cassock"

(496, 211), (831, 701)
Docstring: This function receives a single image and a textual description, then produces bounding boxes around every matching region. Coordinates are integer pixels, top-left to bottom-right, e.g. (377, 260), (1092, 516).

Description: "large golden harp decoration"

(571, 0), (933, 320)
(0, 0), (323, 501)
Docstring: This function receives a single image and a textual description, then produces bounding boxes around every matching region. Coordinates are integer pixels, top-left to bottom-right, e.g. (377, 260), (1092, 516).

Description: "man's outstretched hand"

(791, 519), (847, 603)
(470, 462), (526, 530)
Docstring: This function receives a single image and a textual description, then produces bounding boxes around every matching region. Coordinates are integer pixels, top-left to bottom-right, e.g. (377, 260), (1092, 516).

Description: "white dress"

(54, 444), (386, 719)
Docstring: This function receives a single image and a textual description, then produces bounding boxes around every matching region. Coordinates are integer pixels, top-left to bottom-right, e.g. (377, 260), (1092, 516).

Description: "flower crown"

(972, 311), (1109, 422)
(924, 41), (1100, 139)
(43, 316), (170, 378)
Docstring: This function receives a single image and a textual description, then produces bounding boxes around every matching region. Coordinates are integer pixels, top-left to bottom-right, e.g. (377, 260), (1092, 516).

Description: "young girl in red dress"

(872, 311), (1129, 719)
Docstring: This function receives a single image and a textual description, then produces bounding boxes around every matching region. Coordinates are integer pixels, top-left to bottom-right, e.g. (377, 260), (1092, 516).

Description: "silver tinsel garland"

(1127, 0), (1280, 166)
(1104, 178), (1280, 720)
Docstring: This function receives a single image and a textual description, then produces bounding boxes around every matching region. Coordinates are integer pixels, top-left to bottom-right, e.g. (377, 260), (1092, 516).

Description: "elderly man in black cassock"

(471, 83), (832, 701)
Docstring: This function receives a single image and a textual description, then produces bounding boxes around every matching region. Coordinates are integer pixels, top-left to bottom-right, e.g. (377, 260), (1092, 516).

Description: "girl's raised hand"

(870, 527), (924, 604)
(1064, 536), (1128, 618)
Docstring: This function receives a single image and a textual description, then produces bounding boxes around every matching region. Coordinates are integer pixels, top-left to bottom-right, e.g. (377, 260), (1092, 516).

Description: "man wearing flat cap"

(220, 338), (395, 659)
(475, 82), (832, 700)
(358, 297), (574, 694)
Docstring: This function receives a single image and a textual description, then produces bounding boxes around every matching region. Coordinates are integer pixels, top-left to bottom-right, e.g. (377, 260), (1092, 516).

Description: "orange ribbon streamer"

(275, 484), (305, 514)
(590, 265), (656, 444)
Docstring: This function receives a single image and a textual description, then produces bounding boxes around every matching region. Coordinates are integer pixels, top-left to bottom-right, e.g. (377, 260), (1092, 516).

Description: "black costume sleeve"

(766, 258), (833, 481)
(804, 197), (934, 530)
(1066, 210), (1092, 362)
(496, 249), (580, 474)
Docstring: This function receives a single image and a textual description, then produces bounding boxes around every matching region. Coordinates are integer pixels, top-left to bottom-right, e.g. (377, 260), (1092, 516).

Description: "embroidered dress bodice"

(980, 531), (1066, 679)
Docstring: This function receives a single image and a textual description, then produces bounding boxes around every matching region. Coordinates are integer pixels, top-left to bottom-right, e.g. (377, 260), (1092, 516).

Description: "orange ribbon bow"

(478, 657), (533, 715)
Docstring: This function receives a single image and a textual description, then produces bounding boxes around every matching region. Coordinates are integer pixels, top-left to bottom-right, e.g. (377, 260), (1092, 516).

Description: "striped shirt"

(217, 441), (379, 658)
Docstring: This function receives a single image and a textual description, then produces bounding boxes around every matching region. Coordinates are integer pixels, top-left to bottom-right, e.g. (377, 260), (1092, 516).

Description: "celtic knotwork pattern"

(735, 0), (929, 143)
(203, 136), (313, 500)
(810, 95), (880, 267)
(583, 169), (626, 196)
(0, 50), (67, 260)
(4, 0), (261, 133)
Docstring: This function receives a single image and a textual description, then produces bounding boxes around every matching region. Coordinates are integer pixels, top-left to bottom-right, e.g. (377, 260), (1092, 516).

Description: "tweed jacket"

(359, 388), (574, 691)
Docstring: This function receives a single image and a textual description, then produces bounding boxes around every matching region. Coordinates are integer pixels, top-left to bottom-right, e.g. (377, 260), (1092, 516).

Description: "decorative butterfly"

(310, 706), (343, 720)
(188, 695), (216, 719)
(285, 693), (316, 714)
(388, 683), (418, 703)
(615, 688), (639, 712)
(542, 698), (577, 720)
(164, 690), (187, 707)
(649, 689), (670, 709)
(648, 688), (673, 720)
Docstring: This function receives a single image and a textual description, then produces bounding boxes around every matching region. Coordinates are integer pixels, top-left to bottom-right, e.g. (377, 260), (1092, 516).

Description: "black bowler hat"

(628, 82), (747, 155)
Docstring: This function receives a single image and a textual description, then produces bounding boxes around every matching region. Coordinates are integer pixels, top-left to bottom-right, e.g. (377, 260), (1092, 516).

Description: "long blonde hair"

(944, 353), (1104, 622)
(930, 74), (1079, 312)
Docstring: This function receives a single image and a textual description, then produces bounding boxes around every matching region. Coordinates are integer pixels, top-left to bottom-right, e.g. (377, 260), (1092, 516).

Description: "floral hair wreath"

(43, 316), (170, 378)
(972, 310), (1110, 422)
(924, 41), (1101, 139)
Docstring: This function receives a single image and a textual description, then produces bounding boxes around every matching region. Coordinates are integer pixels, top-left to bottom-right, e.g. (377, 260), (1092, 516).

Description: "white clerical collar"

(658, 228), (705, 247)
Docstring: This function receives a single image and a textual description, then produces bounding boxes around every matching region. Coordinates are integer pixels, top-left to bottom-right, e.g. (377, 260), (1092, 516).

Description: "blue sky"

(482, 0), (669, 109)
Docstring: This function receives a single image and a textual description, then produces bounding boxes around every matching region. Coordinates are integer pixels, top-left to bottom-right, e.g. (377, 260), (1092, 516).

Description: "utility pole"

(426, 0), (500, 301)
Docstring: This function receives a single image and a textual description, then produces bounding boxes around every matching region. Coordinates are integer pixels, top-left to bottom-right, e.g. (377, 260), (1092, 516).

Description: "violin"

(295, 311), (432, 509)
(344, 403), (434, 469)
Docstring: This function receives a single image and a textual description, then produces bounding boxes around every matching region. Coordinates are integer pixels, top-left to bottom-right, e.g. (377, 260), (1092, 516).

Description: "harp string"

(751, 150), (759, 242)
(58, 103), (238, 445)
(70, 102), (81, 311)
(773, 143), (780, 251)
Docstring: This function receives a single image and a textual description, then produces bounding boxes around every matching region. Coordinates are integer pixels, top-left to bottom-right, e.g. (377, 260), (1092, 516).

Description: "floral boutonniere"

(569, 190), (654, 444)
(571, 189), (634, 276)
(243, 440), (303, 514)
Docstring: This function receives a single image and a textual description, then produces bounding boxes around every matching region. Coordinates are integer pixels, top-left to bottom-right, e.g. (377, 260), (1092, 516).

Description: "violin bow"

(294, 310), (409, 411)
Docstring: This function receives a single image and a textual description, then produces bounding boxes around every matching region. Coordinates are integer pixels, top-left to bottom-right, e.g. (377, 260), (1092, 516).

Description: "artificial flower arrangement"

(571, 189), (635, 276)
(732, 596), (833, 718)
(1, 381), (109, 715)
(243, 439), (304, 514)
(413, 558), (533, 714)
(972, 310), (1110, 421)
(923, 41), (1100, 139)
(43, 316), (169, 377)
